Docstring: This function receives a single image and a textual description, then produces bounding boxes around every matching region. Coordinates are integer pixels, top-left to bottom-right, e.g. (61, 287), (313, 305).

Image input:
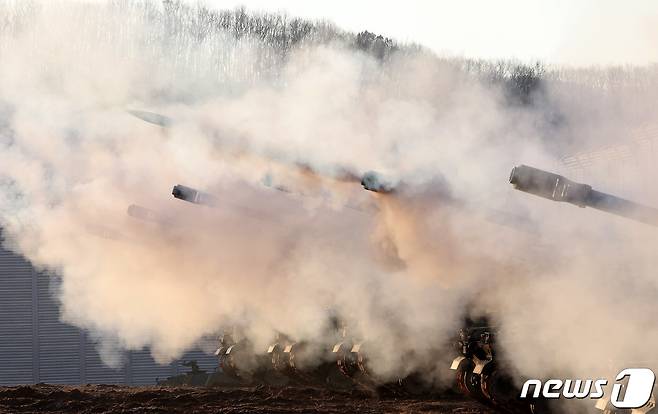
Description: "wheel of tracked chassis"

(455, 358), (492, 407)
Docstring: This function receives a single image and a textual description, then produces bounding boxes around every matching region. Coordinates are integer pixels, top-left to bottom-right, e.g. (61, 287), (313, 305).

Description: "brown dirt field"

(0, 384), (497, 414)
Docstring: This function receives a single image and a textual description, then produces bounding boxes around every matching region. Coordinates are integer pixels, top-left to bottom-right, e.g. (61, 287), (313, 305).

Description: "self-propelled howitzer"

(509, 164), (658, 227)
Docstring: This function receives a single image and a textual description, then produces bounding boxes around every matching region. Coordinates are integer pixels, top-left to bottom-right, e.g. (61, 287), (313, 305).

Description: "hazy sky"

(196, 0), (658, 66)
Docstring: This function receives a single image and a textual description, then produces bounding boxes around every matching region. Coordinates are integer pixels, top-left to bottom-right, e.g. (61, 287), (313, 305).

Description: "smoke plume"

(1, 1), (658, 403)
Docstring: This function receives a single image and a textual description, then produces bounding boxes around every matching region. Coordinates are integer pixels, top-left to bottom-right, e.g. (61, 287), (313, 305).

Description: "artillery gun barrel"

(127, 109), (173, 127)
(172, 184), (218, 206)
(361, 171), (395, 193)
(509, 164), (658, 226)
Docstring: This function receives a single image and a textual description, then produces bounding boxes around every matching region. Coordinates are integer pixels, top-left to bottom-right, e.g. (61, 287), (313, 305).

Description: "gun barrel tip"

(361, 171), (394, 193)
(509, 166), (519, 185)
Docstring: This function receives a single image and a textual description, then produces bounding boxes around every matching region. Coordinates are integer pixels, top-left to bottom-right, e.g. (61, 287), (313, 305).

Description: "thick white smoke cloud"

(1, 1), (658, 401)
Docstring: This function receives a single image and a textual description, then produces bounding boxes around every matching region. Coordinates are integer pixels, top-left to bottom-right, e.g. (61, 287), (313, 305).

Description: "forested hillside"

(2, 0), (657, 152)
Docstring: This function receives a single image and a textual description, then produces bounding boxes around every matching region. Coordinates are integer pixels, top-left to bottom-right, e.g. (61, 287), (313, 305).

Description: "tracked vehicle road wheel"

(268, 343), (290, 372)
(455, 360), (490, 406)
(333, 342), (360, 378)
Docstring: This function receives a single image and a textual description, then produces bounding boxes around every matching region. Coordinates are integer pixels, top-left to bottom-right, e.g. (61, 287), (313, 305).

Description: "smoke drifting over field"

(1, 0), (658, 399)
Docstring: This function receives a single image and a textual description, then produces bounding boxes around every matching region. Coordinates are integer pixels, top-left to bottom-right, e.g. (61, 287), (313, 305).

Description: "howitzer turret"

(510, 164), (658, 227)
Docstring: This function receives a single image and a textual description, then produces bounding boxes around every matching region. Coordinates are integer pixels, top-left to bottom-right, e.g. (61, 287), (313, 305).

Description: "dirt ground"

(0, 384), (497, 414)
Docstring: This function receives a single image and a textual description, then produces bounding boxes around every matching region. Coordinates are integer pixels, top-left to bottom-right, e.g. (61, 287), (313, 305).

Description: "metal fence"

(0, 245), (217, 386)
